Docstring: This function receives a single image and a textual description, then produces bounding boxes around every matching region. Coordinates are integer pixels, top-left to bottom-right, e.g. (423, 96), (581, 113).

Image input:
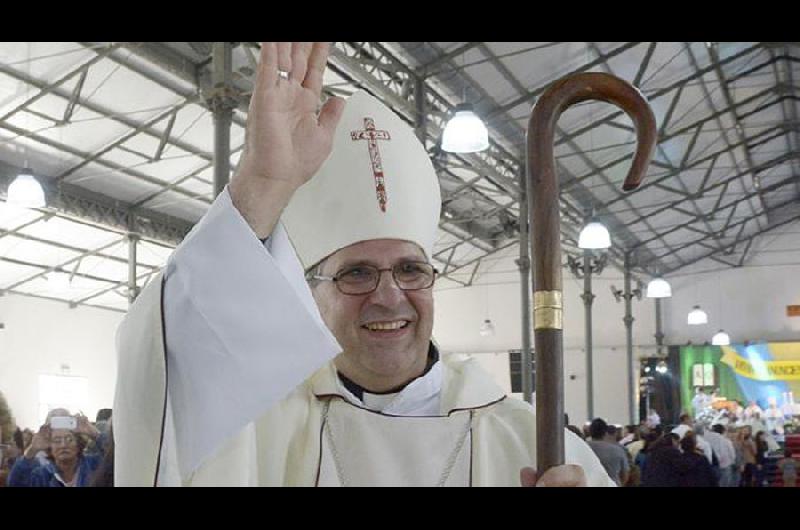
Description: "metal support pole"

(623, 253), (636, 425)
(655, 297), (665, 356)
(517, 172), (533, 405)
(414, 77), (427, 146)
(211, 42), (235, 197)
(127, 215), (139, 305)
(582, 249), (595, 420)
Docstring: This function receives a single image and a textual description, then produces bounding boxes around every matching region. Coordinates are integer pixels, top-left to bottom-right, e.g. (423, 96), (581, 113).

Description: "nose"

(367, 269), (407, 305)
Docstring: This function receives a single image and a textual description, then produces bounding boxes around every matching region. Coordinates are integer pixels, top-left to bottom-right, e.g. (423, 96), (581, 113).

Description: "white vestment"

(113, 188), (614, 487)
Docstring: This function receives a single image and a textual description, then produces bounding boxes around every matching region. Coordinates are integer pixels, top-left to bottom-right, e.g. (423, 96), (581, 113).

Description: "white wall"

(433, 251), (657, 426)
(661, 226), (800, 345)
(0, 293), (122, 430)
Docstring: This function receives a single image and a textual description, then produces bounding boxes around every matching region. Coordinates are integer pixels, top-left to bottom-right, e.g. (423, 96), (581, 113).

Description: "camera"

(49, 416), (77, 430)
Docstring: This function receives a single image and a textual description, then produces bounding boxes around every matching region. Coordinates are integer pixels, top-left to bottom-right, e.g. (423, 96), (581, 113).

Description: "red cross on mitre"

(351, 117), (391, 212)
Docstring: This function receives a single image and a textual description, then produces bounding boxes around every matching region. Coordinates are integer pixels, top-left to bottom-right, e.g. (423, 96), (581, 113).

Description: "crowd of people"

(2, 390), (796, 487)
(0, 401), (114, 488)
(571, 411), (798, 487)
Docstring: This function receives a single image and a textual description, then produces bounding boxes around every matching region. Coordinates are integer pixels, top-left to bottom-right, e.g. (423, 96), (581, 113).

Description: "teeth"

(364, 321), (408, 331)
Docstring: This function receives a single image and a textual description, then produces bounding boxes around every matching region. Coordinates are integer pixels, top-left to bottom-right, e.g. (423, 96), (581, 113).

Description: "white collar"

(335, 361), (443, 416)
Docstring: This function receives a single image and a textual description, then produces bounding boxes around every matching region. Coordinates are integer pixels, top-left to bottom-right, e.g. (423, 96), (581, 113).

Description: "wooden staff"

(526, 72), (657, 473)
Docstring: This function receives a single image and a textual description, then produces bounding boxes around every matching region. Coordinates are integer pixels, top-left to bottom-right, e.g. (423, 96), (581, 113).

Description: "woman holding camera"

(7, 414), (101, 487)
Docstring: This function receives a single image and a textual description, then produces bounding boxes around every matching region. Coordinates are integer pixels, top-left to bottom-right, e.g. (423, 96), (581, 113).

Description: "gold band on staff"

(533, 290), (563, 330)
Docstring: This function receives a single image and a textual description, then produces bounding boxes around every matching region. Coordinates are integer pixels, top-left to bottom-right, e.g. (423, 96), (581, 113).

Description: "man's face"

(49, 429), (78, 462)
(311, 239), (434, 391)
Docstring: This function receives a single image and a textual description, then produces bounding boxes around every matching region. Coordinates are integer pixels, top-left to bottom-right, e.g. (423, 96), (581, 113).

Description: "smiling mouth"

(361, 320), (410, 332)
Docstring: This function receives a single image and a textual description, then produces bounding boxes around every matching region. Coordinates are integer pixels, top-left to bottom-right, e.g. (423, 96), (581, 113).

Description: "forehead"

(51, 429), (73, 437)
(326, 239), (427, 268)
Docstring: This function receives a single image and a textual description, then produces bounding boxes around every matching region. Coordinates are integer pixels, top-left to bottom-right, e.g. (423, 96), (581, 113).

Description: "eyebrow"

(335, 256), (428, 270)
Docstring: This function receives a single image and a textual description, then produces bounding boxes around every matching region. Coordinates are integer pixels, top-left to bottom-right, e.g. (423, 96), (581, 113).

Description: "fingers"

(303, 42), (331, 98)
(520, 467), (538, 487)
(290, 42), (313, 84)
(256, 42), (278, 90)
(536, 464), (588, 487)
(277, 42), (292, 74)
(318, 96), (346, 137)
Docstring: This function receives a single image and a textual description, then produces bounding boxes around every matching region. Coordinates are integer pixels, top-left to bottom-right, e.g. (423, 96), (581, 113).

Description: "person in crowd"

(671, 413), (693, 440)
(777, 447), (797, 488)
(586, 418), (629, 486)
(90, 424), (114, 487)
(628, 428), (651, 468)
(677, 431), (717, 487)
(84, 409), (112, 458)
(646, 408), (661, 429)
(640, 433), (682, 487)
(619, 425), (638, 446)
(707, 424), (737, 487)
(754, 430), (770, 487)
(739, 425), (758, 486)
(566, 424), (585, 439)
(7, 412), (101, 487)
(727, 426), (744, 488)
(692, 424), (715, 465)
(606, 424), (623, 445)
(634, 432), (656, 470)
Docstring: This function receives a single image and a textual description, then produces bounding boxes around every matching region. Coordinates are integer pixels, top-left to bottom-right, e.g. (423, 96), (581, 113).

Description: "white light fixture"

(687, 305), (708, 325)
(7, 168), (45, 208)
(712, 330), (731, 346)
(656, 361), (669, 374)
(479, 318), (495, 337)
(442, 103), (489, 153)
(578, 219), (611, 249)
(646, 277), (672, 298)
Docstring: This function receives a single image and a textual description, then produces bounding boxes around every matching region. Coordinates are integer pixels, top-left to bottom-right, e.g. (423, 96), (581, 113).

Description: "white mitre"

(282, 90), (441, 269)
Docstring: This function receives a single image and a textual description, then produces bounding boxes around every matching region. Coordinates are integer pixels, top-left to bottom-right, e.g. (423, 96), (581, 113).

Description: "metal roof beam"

(484, 42), (642, 124)
(0, 118), (211, 209)
(646, 196), (798, 266)
(0, 43), (123, 123)
(663, 207), (800, 274)
(0, 160), (192, 246)
(566, 86), (781, 196)
(629, 162), (799, 250)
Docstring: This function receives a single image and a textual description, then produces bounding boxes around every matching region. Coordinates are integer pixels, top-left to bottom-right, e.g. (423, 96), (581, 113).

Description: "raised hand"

(230, 42), (346, 238)
(75, 414), (99, 439)
(25, 424), (51, 459)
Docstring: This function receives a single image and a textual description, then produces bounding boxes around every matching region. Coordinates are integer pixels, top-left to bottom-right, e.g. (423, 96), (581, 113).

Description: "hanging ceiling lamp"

(578, 219), (611, 249)
(711, 330), (731, 346)
(7, 168), (45, 208)
(687, 305), (708, 325)
(646, 277), (672, 298)
(442, 103), (489, 153)
(479, 318), (495, 337)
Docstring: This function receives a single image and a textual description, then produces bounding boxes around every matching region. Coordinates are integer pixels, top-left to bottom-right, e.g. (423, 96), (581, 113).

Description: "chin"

(363, 346), (425, 376)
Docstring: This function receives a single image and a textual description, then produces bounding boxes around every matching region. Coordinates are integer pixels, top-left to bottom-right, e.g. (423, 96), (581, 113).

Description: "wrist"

(229, 177), (297, 240)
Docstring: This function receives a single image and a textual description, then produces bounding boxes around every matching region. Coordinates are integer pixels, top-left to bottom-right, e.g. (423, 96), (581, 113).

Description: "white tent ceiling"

(0, 42), (798, 313)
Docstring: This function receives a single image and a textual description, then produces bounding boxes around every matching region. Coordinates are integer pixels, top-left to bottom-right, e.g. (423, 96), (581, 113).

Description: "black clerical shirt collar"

(337, 343), (440, 402)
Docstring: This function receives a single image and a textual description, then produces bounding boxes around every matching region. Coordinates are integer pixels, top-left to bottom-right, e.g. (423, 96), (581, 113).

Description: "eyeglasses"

(311, 261), (438, 295)
(50, 435), (76, 446)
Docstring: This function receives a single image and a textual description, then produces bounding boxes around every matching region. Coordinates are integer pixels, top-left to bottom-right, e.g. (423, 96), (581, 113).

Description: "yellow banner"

(720, 347), (800, 381)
